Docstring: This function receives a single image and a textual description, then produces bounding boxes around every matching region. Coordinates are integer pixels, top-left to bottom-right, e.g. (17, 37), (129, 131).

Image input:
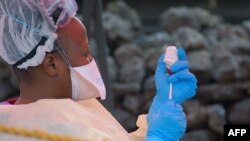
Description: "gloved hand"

(146, 48), (195, 141)
(153, 47), (197, 105)
(146, 100), (187, 141)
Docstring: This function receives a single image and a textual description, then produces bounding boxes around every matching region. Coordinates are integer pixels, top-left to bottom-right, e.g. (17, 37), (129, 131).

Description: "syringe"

(164, 46), (178, 100)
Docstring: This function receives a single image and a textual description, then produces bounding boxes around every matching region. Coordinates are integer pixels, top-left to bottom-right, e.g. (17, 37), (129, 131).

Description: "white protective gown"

(0, 99), (147, 141)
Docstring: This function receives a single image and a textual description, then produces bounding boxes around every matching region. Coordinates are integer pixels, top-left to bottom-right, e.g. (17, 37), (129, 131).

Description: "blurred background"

(1, 0), (250, 141)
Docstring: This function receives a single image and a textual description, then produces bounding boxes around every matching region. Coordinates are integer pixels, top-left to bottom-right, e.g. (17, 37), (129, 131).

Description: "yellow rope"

(0, 124), (87, 141)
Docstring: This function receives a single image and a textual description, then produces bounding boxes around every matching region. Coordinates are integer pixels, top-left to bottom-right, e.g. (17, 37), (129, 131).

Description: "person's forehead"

(56, 17), (91, 66)
(58, 17), (87, 38)
(57, 17), (88, 48)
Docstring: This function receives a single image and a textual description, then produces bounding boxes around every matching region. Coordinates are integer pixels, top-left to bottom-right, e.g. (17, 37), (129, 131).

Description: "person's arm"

(146, 135), (165, 141)
(146, 100), (186, 141)
(129, 101), (187, 141)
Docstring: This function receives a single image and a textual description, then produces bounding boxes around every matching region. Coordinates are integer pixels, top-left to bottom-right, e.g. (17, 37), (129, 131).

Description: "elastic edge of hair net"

(17, 33), (57, 69)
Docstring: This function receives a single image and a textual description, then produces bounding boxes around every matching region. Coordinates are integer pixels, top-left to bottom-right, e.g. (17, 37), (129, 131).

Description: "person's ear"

(42, 54), (58, 77)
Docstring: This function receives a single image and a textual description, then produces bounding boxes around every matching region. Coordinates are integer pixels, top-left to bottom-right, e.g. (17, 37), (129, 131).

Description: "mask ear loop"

(53, 40), (77, 100)
(54, 40), (72, 67)
(87, 57), (91, 63)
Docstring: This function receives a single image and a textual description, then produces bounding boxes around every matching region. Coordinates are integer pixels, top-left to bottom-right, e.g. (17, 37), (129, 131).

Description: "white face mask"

(70, 59), (106, 101)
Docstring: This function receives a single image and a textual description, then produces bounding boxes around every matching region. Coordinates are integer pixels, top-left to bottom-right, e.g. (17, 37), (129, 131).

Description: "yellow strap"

(0, 124), (86, 141)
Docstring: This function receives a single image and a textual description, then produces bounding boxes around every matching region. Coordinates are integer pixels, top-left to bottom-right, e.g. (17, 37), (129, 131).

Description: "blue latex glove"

(146, 100), (187, 141)
(153, 48), (197, 105)
(146, 48), (196, 141)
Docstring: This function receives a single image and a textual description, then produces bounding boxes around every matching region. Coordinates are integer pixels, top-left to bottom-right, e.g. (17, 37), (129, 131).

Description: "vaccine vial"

(164, 46), (178, 74)
(164, 46), (178, 100)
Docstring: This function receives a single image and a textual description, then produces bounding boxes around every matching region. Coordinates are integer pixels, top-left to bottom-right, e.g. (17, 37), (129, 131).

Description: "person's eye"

(82, 52), (89, 58)
(82, 51), (93, 62)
